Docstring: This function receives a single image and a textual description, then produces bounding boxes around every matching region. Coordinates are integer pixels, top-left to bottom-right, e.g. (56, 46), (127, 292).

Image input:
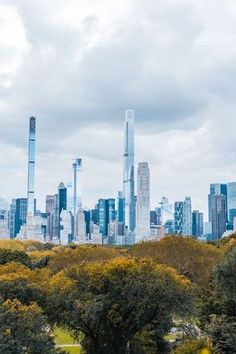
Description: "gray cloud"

(0, 0), (236, 215)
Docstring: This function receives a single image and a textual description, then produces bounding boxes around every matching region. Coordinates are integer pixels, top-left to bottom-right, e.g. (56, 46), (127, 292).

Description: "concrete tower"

(123, 109), (135, 232)
(27, 117), (36, 222)
(136, 162), (150, 243)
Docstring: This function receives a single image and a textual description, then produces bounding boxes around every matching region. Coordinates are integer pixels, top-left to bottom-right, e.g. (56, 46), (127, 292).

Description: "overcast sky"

(1, 0), (236, 216)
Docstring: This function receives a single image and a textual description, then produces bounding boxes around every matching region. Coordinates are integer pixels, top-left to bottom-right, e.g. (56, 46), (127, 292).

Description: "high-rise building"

(117, 191), (125, 223)
(27, 117), (36, 222)
(136, 162), (150, 243)
(159, 197), (174, 225)
(45, 194), (59, 239)
(227, 182), (236, 228)
(15, 198), (27, 237)
(203, 222), (212, 239)
(58, 182), (67, 214)
(60, 210), (72, 245)
(150, 210), (157, 225)
(98, 198), (116, 236)
(174, 201), (184, 235)
(123, 109), (135, 232)
(91, 206), (99, 225)
(174, 197), (192, 236)
(183, 197), (192, 235)
(75, 206), (86, 244)
(0, 210), (10, 239)
(72, 158), (82, 238)
(192, 210), (203, 238)
(209, 184), (228, 223)
(108, 220), (125, 245)
(9, 199), (16, 238)
(208, 194), (226, 240)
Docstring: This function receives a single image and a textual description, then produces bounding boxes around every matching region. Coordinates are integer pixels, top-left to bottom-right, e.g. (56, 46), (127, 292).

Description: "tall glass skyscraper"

(227, 182), (236, 227)
(209, 183), (228, 223)
(123, 110), (135, 232)
(98, 198), (116, 236)
(136, 162), (150, 243)
(209, 194), (226, 240)
(27, 117), (36, 220)
(72, 158), (82, 239)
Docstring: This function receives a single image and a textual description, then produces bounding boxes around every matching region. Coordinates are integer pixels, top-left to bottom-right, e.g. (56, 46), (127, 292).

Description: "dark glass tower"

(98, 198), (116, 236)
(58, 182), (67, 214)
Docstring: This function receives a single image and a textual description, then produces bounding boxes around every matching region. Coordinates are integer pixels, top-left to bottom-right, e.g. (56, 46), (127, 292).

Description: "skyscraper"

(72, 158), (82, 239)
(0, 209), (9, 239)
(98, 198), (116, 236)
(58, 182), (67, 214)
(209, 184), (228, 223)
(27, 117), (36, 222)
(136, 162), (150, 243)
(174, 201), (184, 235)
(60, 210), (72, 245)
(117, 191), (125, 223)
(15, 198), (27, 237)
(227, 182), (236, 228)
(209, 194), (226, 240)
(192, 210), (203, 238)
(183, 197), (192, 235)
(123, 110), (135, 232)
(174, 197), (192, 236)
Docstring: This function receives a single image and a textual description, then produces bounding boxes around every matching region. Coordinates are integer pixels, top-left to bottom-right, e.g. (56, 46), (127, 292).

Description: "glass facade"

(123, 110), (135, 232)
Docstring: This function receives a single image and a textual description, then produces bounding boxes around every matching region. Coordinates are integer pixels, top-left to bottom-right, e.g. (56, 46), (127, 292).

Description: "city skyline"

(4, 115), (236, 244)
(1, 1), (236, 217)
(1, 113), (236, 219)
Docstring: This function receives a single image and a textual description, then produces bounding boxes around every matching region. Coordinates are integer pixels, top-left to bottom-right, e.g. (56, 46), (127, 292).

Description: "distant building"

(208, 194), (226, 241)
(150, 225), (165, 240)
(204, 222), (212, 239)
(45, 195), (59, 239)
(150, 210), (157, 225)
(136, 162), (150, 243)
(59, 210), (72, 245)
(74, 206), (86, 244)
(227, 182), (236, 229)
(98, 199), (116, 236)
(123, 109), (135, 232)
(58, 182), (67, 214)
(0, 210), (10, 239)
(209, 183), (228, 223)
(108, 220), (125, 245)
(192, 210), (203, 238)
(159, 197), (173, 225)
(117, 191), (125, 223)
(174, 197), (192, 235)
(15, 198), (27, 237)
(164, 219), (175, 235)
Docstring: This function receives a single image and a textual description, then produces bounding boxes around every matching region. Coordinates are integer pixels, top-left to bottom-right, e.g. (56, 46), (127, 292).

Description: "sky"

(1, 0), (236, 216)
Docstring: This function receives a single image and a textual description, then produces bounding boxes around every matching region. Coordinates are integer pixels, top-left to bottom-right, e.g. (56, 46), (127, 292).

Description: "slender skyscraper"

(27, 117), (36, 221)
(136, 162), (150, 243)
(72, 158), (82, 239)
(123, 110), (135, 232)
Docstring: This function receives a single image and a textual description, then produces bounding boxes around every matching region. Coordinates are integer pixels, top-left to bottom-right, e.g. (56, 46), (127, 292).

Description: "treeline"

(0, 235), (235, 354)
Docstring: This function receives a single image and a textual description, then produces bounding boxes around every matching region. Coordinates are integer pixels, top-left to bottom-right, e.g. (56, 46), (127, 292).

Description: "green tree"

(0, 249), (31, 268)
(51, 257), (193, 354)
(0, 299), (61, 354)
(171, 339), (212, 354)
(131, 236), (223, 287)
(199, 247), (236, 354)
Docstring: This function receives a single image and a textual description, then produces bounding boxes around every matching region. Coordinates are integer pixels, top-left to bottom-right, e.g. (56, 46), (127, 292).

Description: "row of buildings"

(0, 113), (235, 244)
